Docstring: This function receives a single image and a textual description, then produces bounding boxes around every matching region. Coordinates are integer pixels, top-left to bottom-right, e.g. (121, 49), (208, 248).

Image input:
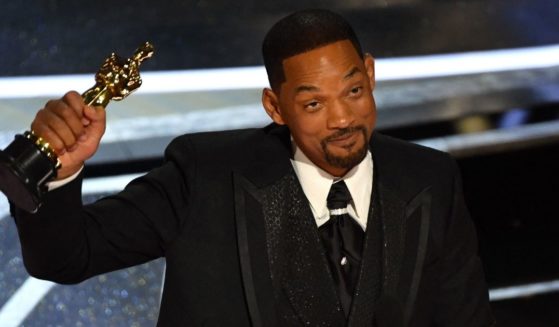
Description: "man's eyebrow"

(343, 66), (362, 80)
(293, 67), (362, 95)
(295, 84), (320, 95)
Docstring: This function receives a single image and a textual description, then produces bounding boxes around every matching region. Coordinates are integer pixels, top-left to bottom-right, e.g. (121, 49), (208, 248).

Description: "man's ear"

(262, 88), (286, 125)
(364, 53), (376, 91)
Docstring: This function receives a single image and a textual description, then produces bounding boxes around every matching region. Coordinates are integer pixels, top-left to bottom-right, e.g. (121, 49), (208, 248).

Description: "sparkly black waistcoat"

(235, 167), (386, 326)
(262, 172), (382, 326)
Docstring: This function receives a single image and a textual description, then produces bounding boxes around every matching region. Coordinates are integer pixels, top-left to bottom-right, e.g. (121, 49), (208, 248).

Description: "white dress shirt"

(290, 143), (374, 231)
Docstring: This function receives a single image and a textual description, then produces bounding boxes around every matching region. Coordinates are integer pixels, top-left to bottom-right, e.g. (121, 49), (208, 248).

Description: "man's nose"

(327, 100), (355, 129)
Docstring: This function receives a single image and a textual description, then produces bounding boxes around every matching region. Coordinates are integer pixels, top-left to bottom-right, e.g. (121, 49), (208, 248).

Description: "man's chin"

(321, 126), (370, 170)
(324, 143), (368, 170)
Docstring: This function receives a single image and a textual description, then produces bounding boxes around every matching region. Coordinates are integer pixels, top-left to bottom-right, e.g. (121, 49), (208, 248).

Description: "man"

(11, 9), (494, 326)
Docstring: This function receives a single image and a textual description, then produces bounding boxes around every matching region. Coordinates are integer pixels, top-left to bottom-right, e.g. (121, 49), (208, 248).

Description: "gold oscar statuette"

(0, 42), (155, 212)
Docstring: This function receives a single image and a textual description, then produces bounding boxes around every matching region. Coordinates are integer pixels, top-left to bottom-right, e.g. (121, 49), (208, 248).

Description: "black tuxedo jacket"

(13, 124), (494, 326)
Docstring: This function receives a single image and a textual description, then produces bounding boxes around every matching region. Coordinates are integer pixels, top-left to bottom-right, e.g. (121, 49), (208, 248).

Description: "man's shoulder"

(371, 133), (458, 186)
(170, 127), (263, 146)
(163, 124), (289, 165)
(168, 124), (285, 149)
(372, 133), (451, 161)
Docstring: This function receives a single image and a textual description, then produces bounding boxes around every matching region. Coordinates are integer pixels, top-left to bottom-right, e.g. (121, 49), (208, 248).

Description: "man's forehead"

(281, 42), (364, 83)
(290, 66), (364, 95)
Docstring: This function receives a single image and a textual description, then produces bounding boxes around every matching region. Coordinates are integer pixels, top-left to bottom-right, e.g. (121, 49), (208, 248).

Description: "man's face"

(263, 40), (377, 177)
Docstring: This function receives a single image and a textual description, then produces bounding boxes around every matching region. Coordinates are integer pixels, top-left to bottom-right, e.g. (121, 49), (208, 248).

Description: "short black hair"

(262, 9), (364, 91)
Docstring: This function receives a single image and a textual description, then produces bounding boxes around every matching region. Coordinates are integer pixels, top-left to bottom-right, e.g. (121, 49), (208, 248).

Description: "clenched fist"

(31, 91), (106, 180)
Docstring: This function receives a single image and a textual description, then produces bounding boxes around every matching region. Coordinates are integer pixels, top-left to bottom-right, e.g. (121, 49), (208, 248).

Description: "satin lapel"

(397, 186), (432, 326)
(374, 183), (433, 327)
(233, 173), (278, 327)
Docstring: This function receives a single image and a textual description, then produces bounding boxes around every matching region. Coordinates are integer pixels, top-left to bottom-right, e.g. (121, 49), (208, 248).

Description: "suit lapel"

(233, 173), (277, 327)
(367, 134), (434, 327)
(396, 186), (432, 326)
(373, 184), (432, 327)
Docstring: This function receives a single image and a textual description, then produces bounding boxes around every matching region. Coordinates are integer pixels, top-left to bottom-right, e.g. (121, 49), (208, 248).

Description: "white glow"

(376, 44), (559, 80)
(82, 173), (143, 194)
(0, 277), (55, 327)
(0, 195), (8, 221)
(490, 279), (559, 301)
(0, 44), (558, 98)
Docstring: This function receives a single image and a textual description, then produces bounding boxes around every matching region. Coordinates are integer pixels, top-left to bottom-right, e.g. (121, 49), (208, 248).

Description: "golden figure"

(82, 42), (155, 107)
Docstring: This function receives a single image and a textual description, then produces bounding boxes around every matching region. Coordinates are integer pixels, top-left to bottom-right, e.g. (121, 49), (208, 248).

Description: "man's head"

(261, 9), (377, 177)
(262, 9), (364, 91)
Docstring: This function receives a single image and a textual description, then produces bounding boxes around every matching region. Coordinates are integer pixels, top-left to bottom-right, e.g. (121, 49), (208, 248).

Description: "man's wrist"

(47, 166), (84, 191)
(56, 162), (85, 180)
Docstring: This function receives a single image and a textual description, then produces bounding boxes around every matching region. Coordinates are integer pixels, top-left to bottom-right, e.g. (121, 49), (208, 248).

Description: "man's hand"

(30, 91), (106, 180)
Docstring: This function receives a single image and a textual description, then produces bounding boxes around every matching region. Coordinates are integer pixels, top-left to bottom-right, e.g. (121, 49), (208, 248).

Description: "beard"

(320, 126), (369, 170)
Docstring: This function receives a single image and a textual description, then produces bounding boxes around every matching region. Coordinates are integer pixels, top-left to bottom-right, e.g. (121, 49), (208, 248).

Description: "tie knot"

(327, 180), (352, 211)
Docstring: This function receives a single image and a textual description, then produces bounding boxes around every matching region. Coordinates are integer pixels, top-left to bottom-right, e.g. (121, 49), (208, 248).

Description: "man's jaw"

(321, 126), (368, 170)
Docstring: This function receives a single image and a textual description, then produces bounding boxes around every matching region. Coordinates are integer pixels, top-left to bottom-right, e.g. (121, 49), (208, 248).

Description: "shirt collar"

(290, 140), (373, 229)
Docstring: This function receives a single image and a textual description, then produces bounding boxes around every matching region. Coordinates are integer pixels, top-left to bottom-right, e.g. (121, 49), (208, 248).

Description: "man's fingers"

(83, 106), (106, 136)
(31, 117), (67, 155)
(31, 91), (89, 154)
(51, 102), (86, 140)
(32, 108), (78, 153)
(83, 105), (106, 122)
(61, 91), (86, 119)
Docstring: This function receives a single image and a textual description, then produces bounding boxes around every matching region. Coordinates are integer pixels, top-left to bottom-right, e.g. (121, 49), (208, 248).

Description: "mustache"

(323, 125), (367, 143)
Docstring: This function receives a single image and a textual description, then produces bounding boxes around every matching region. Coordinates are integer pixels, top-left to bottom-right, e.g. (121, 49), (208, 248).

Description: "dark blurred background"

(1, 0), (559, 75)
(1, 0), (558, 326)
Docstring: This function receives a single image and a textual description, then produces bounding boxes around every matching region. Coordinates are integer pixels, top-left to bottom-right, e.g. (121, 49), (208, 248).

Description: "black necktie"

(318, 180), (365, 317)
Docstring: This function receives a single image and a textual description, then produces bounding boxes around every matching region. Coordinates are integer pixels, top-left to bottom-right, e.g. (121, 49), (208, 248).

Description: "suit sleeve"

(11, 136), (195, 284)
(432, 160), (496, 326)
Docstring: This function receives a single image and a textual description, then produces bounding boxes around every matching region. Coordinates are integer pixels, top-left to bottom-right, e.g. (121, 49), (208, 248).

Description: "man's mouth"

(324, 126), (365, 148)
(327, 131), (357, 147)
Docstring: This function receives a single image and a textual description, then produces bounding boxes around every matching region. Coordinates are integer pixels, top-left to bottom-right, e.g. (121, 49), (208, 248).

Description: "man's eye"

(350, 86), (363, 96)
(304, 101), (320, 110)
